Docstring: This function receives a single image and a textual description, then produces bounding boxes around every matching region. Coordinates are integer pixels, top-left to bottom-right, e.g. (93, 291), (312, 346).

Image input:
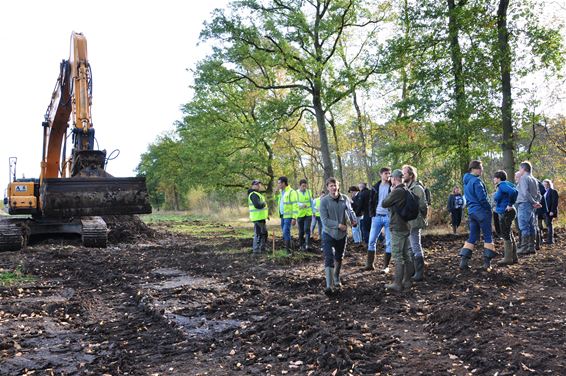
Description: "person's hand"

(352, 220), (358, 227)
(505, 205), (513, 212)
(338, 224), (347, 231)
(291, 219), (296, 226)
(533, 202), (542, 209)
(549, 212), (554, 216)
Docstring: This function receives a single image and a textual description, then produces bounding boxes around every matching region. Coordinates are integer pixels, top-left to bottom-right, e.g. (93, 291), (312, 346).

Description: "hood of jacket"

(463, 172), (478, 186)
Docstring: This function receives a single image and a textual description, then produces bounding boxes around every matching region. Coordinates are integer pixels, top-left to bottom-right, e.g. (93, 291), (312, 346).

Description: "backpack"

(416, 181), (432, 206)
(397, 188), (420, 222)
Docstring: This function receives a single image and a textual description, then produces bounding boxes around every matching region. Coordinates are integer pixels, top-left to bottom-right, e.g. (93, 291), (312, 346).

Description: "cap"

(391, 169), (403, 179)
(251, 179), (262, 186)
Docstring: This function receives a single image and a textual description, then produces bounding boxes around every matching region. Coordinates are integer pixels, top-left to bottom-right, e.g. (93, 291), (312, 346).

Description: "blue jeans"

(368, 214), (391, 254)
(322, 232), (346, 268)
(311, 216), (323, 238)
(409, 228), (423, 258)
(360, 215), (371, 243)
(280, 218), (293, 241)
(352, 216), (363, 243)
(467, 210), (493, 245)
(517, 202), (536, 237)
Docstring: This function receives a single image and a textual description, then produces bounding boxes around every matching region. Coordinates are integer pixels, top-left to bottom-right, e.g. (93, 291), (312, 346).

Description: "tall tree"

(201, 0), (389, 181)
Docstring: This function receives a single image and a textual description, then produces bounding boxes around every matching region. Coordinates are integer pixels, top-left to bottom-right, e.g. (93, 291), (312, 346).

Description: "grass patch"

(0, 267), (35, 286)
(266, 249), (320, 262)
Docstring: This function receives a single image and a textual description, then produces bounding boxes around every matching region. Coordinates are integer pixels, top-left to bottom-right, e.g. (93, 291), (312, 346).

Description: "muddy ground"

(0, 220), (564, 375)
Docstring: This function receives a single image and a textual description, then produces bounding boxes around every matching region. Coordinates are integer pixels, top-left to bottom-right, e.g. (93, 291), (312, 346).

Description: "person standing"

(357, 183), (371, 245)
(277, 176), (298, 254)
(402, 165), (428, 281)
(447, 187), (465, 234)
(516, 161), (542, 256)
(319, 177), (357, 295)
(247, 180), (269, 255)
(296, 179), (314, 251)
(543, 179), (559, 245)
(349, 186), (363, 244)
(311, 191), (325, 241)
(365, 168), (392, 272)
(458, 160), (496, 270)
(381, 169), (412, 291)
(492, 171), (519, 266)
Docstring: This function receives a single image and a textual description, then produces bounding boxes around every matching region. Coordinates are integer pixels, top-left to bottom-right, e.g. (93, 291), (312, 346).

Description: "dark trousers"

(544, 214), (555, 244)
(297, 216), (312, 248)
(450, 209), (463, 228)
(253, 221), (268, 253)
(360, 215), (371, 244)
(322, 232), (346, 268)
(493, 212), (502, 237)
(498, 208), (516, 242)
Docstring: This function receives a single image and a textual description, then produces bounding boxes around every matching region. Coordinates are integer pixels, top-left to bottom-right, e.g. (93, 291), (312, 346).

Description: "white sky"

(0, 0), (228, 192)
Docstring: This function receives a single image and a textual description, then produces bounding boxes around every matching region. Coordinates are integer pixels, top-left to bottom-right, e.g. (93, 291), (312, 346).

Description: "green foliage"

(0, 266), (34, 286)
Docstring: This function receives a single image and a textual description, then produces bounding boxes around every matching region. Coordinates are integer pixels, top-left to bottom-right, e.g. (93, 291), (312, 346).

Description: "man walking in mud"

(248, 180), (269, 255)
(319, 177), (357, 295)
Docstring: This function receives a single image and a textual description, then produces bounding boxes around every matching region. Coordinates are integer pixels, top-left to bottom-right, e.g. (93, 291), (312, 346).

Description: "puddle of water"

(148, 268), (220, 290)
(168, 313), (246, 339)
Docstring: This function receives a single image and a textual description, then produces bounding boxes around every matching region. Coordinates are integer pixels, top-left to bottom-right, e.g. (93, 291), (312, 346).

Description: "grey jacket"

(320, 193), (356, 240)
(406, 180), (428, 230)
(516, 173), (540, 205)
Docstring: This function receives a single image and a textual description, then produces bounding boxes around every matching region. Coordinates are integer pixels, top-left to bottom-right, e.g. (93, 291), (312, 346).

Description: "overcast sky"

(0, 0), (228, 192)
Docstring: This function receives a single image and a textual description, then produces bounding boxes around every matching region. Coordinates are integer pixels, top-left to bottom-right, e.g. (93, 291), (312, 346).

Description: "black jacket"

(368, 181), (391, 217)
(357, 187), (371, 217)
(447, 194), (464, 212)
(247, 189), (266, 209)
(535, 181), (547, 217)
(545, 188), (559, 218)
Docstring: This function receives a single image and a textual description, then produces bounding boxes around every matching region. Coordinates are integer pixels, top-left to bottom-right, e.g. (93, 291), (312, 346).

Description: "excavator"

(0, 32), (151, 251)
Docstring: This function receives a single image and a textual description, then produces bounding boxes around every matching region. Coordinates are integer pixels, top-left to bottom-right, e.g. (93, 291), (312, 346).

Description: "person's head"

(326, 177), (340, 196)
(453, 186), (461, 195)
(514, 171), (521, 183)
(390, 169), (403, 187)
(347, 186), (359, 197)
(299, 178), (308, 191)
(277, 176), (288, 190)
(358, 182), (367, 191)
(251, 179), (262, 190)
(493, 170), (507, 185)
(379, 167), (391, 183)
(543, 179), (554, 190)
(402, 164), (417, 183)
(519, 161), (532, 175)
(468, 160), (483, 176)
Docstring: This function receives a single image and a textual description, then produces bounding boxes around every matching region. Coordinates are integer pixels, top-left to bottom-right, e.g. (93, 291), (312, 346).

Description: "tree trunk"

(264, 140), (275, 210)
(447, 0), (471, 175)
(328, 114), (344, 185)
(351, 90), (373, 184)
(497, 0), (515, 178)
(313, 86), (334, 181)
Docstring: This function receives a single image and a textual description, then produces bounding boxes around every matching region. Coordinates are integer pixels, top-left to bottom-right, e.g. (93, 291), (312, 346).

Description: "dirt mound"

(102, 215), (156, 243)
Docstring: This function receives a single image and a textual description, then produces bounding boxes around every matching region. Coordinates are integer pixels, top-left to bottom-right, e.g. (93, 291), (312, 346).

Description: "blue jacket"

(493, 181), (518, 214)
(463, 173), (491, 214)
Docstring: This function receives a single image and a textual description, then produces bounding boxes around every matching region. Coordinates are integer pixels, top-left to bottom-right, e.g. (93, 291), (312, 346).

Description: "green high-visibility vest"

(313, 197), (321, 217)
(279, 186), (298, 219)
(248, 191), (269, 221)
(297, 189), (313, 218)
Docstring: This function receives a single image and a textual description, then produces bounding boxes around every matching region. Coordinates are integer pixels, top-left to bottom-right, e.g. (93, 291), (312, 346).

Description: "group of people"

(246, 160), (559, 295)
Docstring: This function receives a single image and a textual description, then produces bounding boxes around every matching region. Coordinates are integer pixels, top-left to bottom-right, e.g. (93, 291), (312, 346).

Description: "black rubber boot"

(402, 263), (414, 289)
(324, 267), (334, 295)
(334, 261), (342, 288)
(385, 263), (404, 292)
(512, 237), (518, 263)
(517, 235), (535, 256)
(412, 255), (424, 281)
(459, 248), (472, 270)
(483, 248), (497, 270)
(382, 253), (392, 273)
(363, 251), (376, 271)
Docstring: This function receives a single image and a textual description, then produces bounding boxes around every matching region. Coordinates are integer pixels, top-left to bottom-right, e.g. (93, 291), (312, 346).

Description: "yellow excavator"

(1, 32), (151, 251)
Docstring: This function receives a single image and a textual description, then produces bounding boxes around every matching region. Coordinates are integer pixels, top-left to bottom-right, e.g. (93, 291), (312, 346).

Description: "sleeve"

(447, 195), (454, 211)
(507, 184), (518, 206)
(519, 176), (536, 204)
(250, 192), (265, 209)
(291, 190), (299, 220)
(551, 190), (559, 214)
(475, 180), (491, 210)
(493, 187), (503, 206)
(320, 199), (339, 230)
(344, 196), (357, 225)
(381, 190), (400, 209)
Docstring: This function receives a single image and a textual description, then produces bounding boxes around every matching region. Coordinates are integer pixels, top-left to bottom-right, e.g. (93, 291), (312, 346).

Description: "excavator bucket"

(41, 177), (152, 217)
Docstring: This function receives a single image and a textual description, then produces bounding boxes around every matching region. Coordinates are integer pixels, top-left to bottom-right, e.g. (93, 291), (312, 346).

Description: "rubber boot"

(512, 237), (518, 264)
(385, 263), (404, 292)
(305, 235), (312, 251)
(535, 229), (541, 251)
(284, 240), (293, 255)
(324, 267), (334, 295)
(459, 248), (472, 270)
(364, 251), (375, 271)
(452, 225), (457, 234)
(334, 261), (342, 288)
(382, 253), (392, 273)
(497, 240), (514, 266)
(483, 247), (497, 270)
(412, 255), (424, 281)
(527, 235), (536, 255)
(517, 235), (534, 256)
(516, 234), (526, 255)
(402, 263), (414, 289)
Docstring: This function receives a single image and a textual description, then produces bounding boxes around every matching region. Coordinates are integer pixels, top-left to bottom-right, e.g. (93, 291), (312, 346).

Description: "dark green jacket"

(381, 183), (409, 232)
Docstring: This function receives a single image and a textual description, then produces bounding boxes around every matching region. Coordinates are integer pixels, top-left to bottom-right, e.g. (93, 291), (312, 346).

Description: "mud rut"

(0, 223), (564, 375)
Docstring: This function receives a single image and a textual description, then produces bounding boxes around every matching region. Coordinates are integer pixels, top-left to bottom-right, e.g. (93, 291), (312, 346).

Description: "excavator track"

(81, 217), (107, 248)
(0, 220), (24, 252)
